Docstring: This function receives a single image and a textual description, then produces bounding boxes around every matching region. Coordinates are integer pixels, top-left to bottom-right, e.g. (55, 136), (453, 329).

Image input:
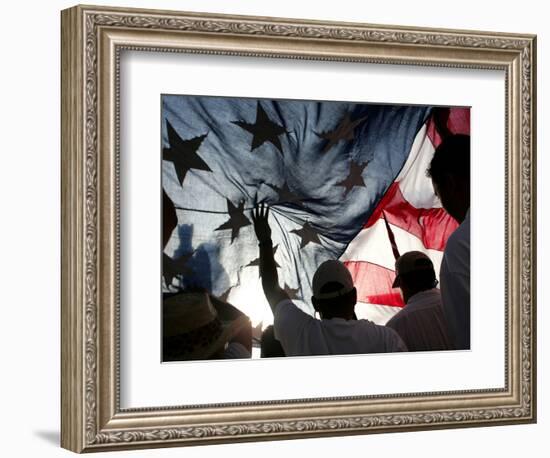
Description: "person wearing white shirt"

(386, 251), (451, 352)
(427, 134), (470, 350)
(251, 203), (407, 357)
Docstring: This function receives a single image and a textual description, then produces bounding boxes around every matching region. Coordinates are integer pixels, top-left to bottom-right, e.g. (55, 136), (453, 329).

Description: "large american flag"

(162, 94), (469, 330)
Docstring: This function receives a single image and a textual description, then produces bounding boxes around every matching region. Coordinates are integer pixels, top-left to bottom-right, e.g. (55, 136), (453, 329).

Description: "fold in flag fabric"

(162, 94), (468, 327)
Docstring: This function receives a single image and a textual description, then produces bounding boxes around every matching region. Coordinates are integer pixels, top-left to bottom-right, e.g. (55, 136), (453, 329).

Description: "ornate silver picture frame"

(61, 4), (536, 453)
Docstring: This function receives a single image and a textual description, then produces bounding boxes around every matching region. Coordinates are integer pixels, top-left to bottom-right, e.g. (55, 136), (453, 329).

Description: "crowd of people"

(162, 134), (470, 361)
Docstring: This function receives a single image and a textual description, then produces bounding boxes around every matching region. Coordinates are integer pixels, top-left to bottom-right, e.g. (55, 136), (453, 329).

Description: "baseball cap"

(392, 251), (434, 288)
(312, 260), (354, 300)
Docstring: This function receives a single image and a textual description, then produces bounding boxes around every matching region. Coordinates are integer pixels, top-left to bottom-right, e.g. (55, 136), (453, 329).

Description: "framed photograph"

(61, 4), (537, 453)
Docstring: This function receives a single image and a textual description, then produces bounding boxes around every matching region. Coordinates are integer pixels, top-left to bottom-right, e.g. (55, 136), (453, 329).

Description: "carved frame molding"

(61, 5), (536, 452)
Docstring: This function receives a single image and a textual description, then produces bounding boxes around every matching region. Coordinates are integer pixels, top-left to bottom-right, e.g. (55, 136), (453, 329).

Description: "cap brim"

(313, 285), (354, 300)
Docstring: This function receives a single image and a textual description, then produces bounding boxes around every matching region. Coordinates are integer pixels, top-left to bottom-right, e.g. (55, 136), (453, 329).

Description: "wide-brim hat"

(163, 292), (250, 361)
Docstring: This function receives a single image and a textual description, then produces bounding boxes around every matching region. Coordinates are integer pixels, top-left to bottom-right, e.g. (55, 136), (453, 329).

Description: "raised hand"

(251, 202), (272, 244)
(251, 201), (288, 310)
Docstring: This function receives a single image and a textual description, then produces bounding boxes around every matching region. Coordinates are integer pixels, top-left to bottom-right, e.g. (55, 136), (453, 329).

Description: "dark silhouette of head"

(427, 134), (470, 223)
(392, 251), (438, 304)
(260, 325), (286, 358)
(311, 260), (357, 320)
(162, 290), (251, 361)
(398, 269), (438, 304)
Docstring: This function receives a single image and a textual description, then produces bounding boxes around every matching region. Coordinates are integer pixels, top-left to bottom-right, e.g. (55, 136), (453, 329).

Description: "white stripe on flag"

(396, 125), (441, 209)
(340, 219), (444, 278)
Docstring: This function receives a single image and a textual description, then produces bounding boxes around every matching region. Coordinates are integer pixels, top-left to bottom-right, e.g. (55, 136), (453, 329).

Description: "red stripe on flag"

(365, 182), (458, 251)
(420, 209), (459, 253)
(344, 260), (404, 307)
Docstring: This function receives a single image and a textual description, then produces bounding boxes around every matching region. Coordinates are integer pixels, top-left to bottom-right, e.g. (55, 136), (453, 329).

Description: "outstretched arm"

(251, 203), (289, 311)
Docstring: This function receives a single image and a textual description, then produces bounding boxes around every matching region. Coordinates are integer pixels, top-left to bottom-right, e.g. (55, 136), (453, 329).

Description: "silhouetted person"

(163, 289), (252, 361)
(261, 325), (286, 358)
(386, 251), (451, 352)
(427, 134), (470, 350)
(251, 203), (407, 356)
